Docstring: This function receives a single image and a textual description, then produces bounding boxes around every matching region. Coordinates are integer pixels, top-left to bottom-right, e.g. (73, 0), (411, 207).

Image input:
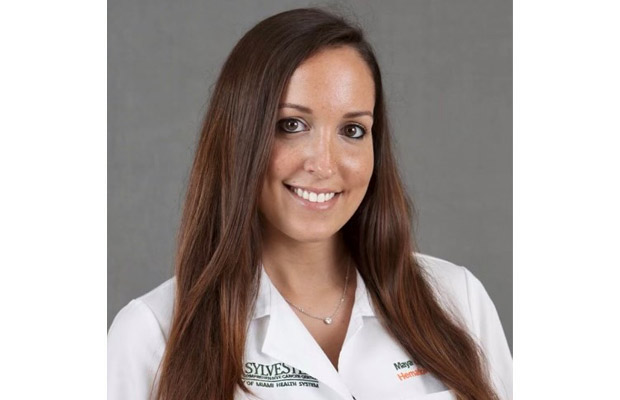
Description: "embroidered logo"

(393, 359), (428, 381)
(243, 362), (319, 389)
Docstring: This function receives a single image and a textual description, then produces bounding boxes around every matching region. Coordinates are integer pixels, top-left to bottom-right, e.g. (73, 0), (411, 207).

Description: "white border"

(515, 0), (620, 398)
(0, 1), (106, 398)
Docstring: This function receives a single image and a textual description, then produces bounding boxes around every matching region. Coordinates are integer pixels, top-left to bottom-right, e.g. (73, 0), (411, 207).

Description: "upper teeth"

(292, 187), (336, 203)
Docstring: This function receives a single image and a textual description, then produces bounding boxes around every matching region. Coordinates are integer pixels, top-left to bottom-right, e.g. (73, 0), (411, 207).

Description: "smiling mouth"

(284, 184), (342, 204)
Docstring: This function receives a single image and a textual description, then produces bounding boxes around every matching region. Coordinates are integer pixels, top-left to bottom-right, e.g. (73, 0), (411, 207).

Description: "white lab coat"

(108, 254), (512, 400)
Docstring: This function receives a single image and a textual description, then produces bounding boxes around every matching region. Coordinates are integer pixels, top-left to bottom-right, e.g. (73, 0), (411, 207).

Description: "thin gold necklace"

(281, 261), (351, 325)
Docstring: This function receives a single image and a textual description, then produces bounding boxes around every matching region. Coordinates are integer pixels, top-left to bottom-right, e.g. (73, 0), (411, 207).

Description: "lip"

(285, 184), (341, 194)
(284, 184), (341, 210)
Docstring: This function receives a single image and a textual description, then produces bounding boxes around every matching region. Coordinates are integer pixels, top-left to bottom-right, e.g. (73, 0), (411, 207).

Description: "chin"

(283, 224), (341, 244)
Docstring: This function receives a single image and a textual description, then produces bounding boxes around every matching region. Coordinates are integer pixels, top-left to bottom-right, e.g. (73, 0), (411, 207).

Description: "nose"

(303, 129), (336, 179)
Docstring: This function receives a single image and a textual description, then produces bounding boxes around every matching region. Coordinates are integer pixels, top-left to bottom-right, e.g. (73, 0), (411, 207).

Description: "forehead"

(280, 46), (375, 112)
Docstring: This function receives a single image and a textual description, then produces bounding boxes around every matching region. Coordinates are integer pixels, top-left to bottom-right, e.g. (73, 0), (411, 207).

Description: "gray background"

(108, 0), (512, 351)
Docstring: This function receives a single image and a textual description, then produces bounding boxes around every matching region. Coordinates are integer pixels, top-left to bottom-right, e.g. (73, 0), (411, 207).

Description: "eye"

(342, 124), (366, 139)
(277, 118), (308, 134)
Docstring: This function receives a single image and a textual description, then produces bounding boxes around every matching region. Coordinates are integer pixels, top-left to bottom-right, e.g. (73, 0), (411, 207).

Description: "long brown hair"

(156, 8), (498, 400)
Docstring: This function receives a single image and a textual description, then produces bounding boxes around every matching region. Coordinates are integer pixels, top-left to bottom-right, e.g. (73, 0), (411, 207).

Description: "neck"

(261, 230), (350, 297)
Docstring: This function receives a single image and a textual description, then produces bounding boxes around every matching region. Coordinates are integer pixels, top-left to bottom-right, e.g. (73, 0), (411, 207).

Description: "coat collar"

(250, 264), (376, 399)
(251, 263), (376, 320)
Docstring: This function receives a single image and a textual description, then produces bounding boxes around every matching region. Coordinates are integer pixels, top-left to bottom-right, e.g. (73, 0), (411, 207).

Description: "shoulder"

(415, 253), (513, 399)
(135, 277), (176, 339)
(414, 252), (495, 334)
(415, 253), (470, 296)
(415, 253), (472, 320)
(109, 277), (176, 341)
(414, 253), (505, 343)
(107, 277), (176, 399)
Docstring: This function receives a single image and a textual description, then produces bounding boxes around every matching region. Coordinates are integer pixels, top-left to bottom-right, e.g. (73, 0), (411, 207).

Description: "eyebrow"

(278, 103), (373, 119)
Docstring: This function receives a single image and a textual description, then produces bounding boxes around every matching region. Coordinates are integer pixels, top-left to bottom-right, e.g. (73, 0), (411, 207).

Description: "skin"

(258, 45), (375, 368)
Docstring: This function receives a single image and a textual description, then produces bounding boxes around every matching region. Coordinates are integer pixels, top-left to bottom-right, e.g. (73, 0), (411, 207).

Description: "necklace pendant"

(323, 317), (333, 325)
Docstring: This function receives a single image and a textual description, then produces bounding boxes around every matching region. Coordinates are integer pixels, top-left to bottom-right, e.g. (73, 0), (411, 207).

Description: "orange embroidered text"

(396, 368), (428, 381)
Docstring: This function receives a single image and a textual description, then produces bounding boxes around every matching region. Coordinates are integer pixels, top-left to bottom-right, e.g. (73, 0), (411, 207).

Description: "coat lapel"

(259, 266), (353, 400)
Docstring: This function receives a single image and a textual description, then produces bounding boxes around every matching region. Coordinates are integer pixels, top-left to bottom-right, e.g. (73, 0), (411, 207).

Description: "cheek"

(266, 144), (296, 183)
(342, 145), (374, 187)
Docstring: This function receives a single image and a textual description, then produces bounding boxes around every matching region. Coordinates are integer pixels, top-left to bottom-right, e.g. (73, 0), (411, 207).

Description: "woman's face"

(258, 46), (375, 244)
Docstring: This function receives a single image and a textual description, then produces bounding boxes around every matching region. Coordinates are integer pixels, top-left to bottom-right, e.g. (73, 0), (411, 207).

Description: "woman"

(108, 8), (512, 400)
